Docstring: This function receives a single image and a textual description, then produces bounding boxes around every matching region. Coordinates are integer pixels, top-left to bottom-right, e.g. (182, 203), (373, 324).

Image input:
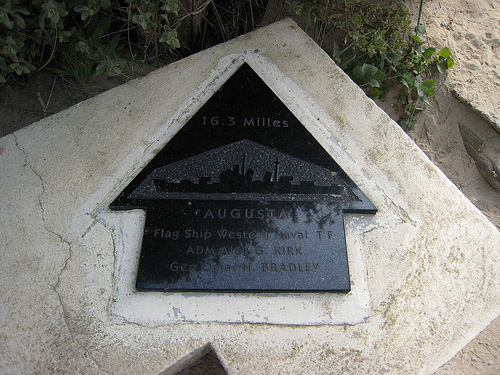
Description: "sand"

(420, 0), (500, 132)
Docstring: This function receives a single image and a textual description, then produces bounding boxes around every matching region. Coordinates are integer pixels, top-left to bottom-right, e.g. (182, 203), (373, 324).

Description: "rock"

(459, 123), (500, 190)
(478, 137), (500, 190)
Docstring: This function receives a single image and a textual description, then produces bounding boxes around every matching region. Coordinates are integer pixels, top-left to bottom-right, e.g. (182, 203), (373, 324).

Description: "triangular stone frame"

(97, 51), (377, 325)
(109, 59), (376, 293)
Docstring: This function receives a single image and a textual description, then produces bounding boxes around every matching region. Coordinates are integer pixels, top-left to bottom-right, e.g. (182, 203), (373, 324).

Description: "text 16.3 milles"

(202, 116), (289, 128)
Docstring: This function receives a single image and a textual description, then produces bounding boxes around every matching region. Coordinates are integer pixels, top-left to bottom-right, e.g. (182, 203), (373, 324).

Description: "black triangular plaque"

(111, 63), (376, 292)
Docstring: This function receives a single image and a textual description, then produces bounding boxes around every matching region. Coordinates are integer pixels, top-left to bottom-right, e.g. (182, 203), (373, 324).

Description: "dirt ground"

(1, 0), (499, 373)
(421, 0), (500, 132)
(0, 64), (154, 138)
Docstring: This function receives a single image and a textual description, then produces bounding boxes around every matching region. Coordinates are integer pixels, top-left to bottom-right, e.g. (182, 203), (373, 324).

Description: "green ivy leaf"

(421, 79), (435, 96)
(75, 41), (90, 55)
(409, 33), (421, 43)
(415, 25), (426, 35)
(0, 12), (14, 29)
(331, 43), (342, 64)
(367, 87), (381, 98)
(159, 30), (180, 49)
(409, 25), (426, 43)
(169, 38), (180, 49)
(352, 63), (378, 84)
(10, 61), (29, 75)
(414, 76), (435, 104)
(436, 61), (445, 74)
(438, 47), (452, 58)
(43, 0), (67, 25)
(74, 5), (95, 21)
(400, 72), (413, 89)
(422, 47), (435, 60)
(372, 70), (386, 81)
(446, 57), (455, 68)
(96, 63), (106, 75)
(13, 7), (31, 16)
(58, 30), (72, 43)
(162, 0), (180, 15)
(12, 13), (25, 29)
(132, 13), (152, 30)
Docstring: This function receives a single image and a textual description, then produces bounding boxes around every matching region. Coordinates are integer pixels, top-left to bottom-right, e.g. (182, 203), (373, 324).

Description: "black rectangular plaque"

(110, 63), (376, 292)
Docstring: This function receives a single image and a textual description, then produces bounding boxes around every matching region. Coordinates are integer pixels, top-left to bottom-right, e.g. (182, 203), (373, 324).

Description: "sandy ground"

(420, 0), (500, 132)
(407, 90), (500, 230)
(0, 0), (499, 373)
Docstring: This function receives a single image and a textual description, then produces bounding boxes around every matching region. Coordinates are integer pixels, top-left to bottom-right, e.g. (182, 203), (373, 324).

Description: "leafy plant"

(396, 29), (455, 129)
(0, 0), (183, 84)
(128, 0), (181, 64)
(0, 0), (269, 84)
(1, 0), (453, 131)
(285, 0), (454, 130)
(1, 1), (36, 83)
(346, 25), (454, 130)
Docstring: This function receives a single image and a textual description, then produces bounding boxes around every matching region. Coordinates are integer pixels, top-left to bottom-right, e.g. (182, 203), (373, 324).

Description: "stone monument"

(1, 19), (499, 374)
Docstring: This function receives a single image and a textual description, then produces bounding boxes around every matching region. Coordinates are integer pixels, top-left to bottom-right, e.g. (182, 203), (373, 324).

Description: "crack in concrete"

(96, 211), (165, 329)
(104, 220), (120, 317)
(12, 133), (111, 375)
(13, 134), (72, 285)
(81, 216), (98, 239)
(50, 284), (112, 375)
(13, 134), (73, 299)
(361, 226), (378, 235)
(386, 196), (417, 225)
(121, 315), (162, 329)
(88, 209), (122, 320)
(361, 175), (418, 227)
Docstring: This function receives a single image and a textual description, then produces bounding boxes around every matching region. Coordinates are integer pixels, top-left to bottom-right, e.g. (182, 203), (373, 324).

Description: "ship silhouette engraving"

(128, 139), (360, 202)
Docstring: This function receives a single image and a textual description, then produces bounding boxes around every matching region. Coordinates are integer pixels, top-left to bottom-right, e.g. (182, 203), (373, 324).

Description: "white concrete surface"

(1, 19), (499, 374)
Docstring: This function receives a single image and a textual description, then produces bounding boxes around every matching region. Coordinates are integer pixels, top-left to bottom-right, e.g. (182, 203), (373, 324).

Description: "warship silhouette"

(153, 152), (344, 195)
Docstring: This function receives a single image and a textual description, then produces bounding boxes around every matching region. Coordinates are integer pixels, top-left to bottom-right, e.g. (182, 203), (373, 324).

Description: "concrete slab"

(1, 19), (499, 374)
